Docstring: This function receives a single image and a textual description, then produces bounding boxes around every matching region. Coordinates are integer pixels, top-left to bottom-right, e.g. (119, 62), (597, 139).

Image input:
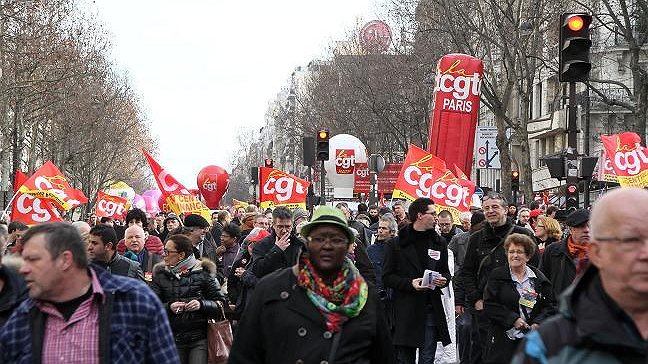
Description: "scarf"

(297, 254), (368, 332)
(168, 254), (198, 278)
(567, 236), (589, 274)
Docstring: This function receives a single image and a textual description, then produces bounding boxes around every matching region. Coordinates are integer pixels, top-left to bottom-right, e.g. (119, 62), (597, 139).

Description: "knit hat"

(529, 209), (544, 219)
(292, 208), (309, 224)
(300, 206), (354, 242)
(183, 214), (210, 228)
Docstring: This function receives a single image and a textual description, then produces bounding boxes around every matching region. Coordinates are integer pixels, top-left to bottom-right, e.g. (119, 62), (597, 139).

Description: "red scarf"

(567, 236), (589, 274)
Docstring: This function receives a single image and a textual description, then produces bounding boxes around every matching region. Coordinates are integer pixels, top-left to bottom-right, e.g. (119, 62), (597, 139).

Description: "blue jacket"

(0, 265), (180, 364)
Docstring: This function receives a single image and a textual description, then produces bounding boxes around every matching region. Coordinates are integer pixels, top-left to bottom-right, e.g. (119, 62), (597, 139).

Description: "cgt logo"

(610, 146), (648, 175)
(263, 175), (306, 202)
(335, 149), (356, 174)
(202, 178), (217, 192)
(404, 165), (471, 208)
(97, 199), (125, 217)
(16, 194), (56, 222)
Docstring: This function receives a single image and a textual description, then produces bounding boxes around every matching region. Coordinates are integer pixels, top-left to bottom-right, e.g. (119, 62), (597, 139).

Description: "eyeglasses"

(307, 235), (348, 246)
(163, 249), (179, 255)
(274, 224), (292, 230)
(438, 223), (452, 227)
(593, 236), (648, 251)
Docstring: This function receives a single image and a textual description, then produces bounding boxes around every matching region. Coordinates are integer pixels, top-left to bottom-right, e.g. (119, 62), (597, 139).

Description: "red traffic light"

(318, 129), (329, 140)
(567, 15), (585, 31)
(567, 185), (578, 194)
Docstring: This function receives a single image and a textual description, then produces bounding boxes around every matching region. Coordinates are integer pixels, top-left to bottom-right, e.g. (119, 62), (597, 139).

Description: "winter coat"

(117, 234), (164, 256)
(150, 259), (226, 345)
(539, 237), (576, 298)
(104, 252), (144, 280)
(512, 266), (647, 364)
(448, 230), (471, 306)
(461, 221), (538, 307)
(483, 265), (556, 363)
(0, 265), (27, 328)
(383, 224), (452, 348)
(228, 267), (394, 364)
(226, 250), (257, 320)
(251, 231), (305, 279)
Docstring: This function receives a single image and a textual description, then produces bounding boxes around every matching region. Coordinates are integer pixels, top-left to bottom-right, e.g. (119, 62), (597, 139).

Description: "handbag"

(207, 301), (233, 364)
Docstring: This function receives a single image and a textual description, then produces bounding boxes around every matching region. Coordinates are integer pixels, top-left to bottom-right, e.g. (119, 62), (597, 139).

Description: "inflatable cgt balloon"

(197, 166), (229, 209)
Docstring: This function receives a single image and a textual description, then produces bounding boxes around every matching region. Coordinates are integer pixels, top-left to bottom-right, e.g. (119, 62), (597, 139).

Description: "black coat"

(150, 259), (226, 344)
(104, 253), (144, 280)
(483, 265), (556, 363)
(461, 221), (538, 307)
(229, 267), (394, 364)
(251, 231), (305, 279)
(0, 265), (27, 328)
(226, 250), (257, 320)
(539, 237), (576, 298)
(382, 224), (452, 347)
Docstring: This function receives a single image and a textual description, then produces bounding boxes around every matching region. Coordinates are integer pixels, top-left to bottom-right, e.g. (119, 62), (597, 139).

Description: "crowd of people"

(0, 188), (646, 363)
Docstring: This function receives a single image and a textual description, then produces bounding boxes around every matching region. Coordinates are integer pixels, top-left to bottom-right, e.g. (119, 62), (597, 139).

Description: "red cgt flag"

(18, 161), (87, 211)
(95, 191), (128, 219)
(11, 170), (63, 225)
(258, 167), (310, 209)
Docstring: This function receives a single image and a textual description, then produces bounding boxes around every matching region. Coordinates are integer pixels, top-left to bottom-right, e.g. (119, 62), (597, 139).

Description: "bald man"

(124, 225), (162, 282)
(71, 221), (91, 241)
(514, 188), (648, 363)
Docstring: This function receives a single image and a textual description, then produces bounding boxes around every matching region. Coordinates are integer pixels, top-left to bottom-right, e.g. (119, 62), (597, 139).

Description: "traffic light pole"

(566, 81), (580, 209)
(320, 160), (326, 205)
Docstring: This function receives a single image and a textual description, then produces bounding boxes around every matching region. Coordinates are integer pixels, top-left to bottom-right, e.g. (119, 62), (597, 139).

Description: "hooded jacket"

(512, 266), (647, 364)
(150, 258), (226, 345)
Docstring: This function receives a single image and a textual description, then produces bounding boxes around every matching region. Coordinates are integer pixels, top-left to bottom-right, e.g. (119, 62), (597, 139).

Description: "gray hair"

(379, 214), (398, 234)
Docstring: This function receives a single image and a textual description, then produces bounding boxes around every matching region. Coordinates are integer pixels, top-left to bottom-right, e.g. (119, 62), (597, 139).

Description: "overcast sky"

(92, 1), (377, 189)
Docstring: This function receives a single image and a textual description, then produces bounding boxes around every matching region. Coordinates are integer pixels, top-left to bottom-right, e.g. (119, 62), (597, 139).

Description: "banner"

(427, 54), (483, 177)
(18, 161), (87, 211)
(95, 191), (128, 219)
(600, 132), (648, 187)
(259, 167), (310, 209)
(393, 145), (474, 221)
(11, 171), (62, 225)
(594, 149), (618, 183)
(142, 149), (211, 220)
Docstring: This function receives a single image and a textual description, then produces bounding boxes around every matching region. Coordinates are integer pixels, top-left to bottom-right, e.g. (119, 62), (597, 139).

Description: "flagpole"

(2, 190), (20, 221)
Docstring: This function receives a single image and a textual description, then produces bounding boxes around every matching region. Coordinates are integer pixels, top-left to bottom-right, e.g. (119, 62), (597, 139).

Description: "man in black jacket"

(460, 192), (537, 359)
(383, 197), (452, 364)
(251, 207), (305, 279)
(0, 226), (27, 327)
(87, 224), (144, 280)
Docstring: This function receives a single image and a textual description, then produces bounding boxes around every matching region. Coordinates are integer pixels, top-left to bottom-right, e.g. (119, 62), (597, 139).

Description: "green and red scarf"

(297, 254), (368, 332)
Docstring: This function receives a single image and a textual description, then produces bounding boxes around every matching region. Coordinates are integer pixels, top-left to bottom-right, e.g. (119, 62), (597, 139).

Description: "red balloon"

(197, 165), (229, 209)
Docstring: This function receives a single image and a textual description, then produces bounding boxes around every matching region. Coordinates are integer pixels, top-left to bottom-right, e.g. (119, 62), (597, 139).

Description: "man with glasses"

(251, 207), (305, 279)
(460, 193), (536, 360)
(438, 210), (458, 242)
(514, 187), (648, 363)
(383, 197), (452, 363)
(539, 208), (590, 298)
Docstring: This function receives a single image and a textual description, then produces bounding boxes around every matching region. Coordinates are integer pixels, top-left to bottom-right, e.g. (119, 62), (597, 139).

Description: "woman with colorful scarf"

(229, 206), (394, 364)
(151, 234), (226, 364)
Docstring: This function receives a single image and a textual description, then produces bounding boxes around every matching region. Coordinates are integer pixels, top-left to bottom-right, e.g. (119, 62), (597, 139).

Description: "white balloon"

(323, 134), (368, 198)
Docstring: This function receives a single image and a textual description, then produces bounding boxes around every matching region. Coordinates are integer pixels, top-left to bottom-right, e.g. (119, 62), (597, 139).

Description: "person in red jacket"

(116, 208), (164, 255)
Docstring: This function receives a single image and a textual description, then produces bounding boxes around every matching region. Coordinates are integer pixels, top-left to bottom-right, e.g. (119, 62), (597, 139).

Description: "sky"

(91, 1), (378, 189)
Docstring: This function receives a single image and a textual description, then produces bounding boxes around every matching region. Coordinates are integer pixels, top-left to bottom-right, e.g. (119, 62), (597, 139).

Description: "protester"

(215, 223), (241, 277)
(87, 224), (144, 280)
(5, 221), (28, 255)
(227, 227), (270, 320)
(438, 209), (459, 242)
(151, 234), (226, 364)
(251, 207), (305, 279)
(117, 208), (164, 255)
(366, 214), (397, 331)
(368, 205), (380, 225)
(507, 204), (517, 221)
(461, 193), (537, 359)
(229, 206), (393, 363)
(123, 224), (163, 281)
(516, 207), (533, 232)
(72, 221), (91, 242)
(0, 222), (179, 363)
(449, 211), (486, 364)
(533, 216), (561, 254)
(514, 187), (648, 363)
(458, 211), (471, 232)
(392, 200), (409, 229)
(383, 197), (452, 363)
(209, 210), (231, 247)
(161, 213), (183, 242)
(539, 208), (590, 298)
(483, 233), (555, 364)
(0, 225), (27, 327)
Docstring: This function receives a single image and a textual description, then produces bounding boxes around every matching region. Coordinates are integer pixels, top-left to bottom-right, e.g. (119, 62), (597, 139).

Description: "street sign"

(474, 187), (484, 200)
(475, 126), (501, 169)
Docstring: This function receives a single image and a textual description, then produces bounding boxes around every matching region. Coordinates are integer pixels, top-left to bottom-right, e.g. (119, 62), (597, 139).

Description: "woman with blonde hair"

(533, 216), (562, 253)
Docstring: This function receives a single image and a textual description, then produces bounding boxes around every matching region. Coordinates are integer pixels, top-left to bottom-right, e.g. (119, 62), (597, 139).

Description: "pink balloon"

(133, 194), (146, 210)
(142, 189), (162, 215)
(197, 165), (229, 209)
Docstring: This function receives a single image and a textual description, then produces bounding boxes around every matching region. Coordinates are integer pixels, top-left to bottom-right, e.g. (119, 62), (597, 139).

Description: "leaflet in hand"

(421, 269), (442, 289)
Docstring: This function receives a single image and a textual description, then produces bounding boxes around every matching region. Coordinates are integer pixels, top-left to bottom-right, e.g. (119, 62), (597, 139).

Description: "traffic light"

(559, 13), (592, 82)
(316, 129), (330, 161)
(565, 183), (579, 211)
(264, 158), (273, 168)
(511, 170), (520, 192)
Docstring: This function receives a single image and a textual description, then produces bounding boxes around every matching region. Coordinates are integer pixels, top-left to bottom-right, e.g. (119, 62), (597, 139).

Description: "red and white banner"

(600, 132), (648, 187)
(427, 54), (483, 177)
(18, 161), (87, 211)
(393, 145), (475, 221)
(12, 170), (62, 225)
(259, 167), (310, 209)
(335, 149), (356, 174)
(142, 149), (211, 220)
(95, 191), (128, 219)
